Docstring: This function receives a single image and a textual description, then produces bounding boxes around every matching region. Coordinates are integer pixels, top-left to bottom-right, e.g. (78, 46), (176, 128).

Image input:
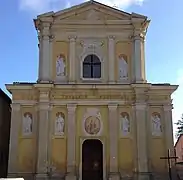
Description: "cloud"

(19, 0), (145, 14)
(172, 69), (183, 141)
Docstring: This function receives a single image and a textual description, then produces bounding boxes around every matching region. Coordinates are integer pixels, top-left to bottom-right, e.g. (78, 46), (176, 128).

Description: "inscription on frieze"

(51, 90), (135, 101)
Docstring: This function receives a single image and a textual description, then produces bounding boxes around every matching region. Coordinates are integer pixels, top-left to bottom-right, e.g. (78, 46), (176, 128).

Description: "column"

(49, 35), (54, 82)
(108, 36), (115, 83)
(38, 32), (42, 81)
(135, 103), (149, 180)
(66, 104), (77, 180)
(39, 23), (51, 82)
(68, 36), (76, 83)
(163, 105), (174, 151)
(36, 103), (50, 179)
(108, 104), (120, 180)
(133, 31), (146, 83)
(8, 103), (21, 177)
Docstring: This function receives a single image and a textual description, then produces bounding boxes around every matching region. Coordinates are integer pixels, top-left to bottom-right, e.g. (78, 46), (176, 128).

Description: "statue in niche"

(55, 112), (65, 136)
(56, 54), (65, 77)
(151, 113), (162, 136)
(119, 55), (128, 79)
(120, 112), (130, 135)
(22, 112), (33, 135)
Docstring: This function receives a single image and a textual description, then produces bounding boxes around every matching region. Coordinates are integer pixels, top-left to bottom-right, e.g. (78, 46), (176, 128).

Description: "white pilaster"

(163, 105), (174, 150)
(135, 103), (149, 180)
(49, 35), (54, 82)
(133, 31), (146, 83)
(38, 32), (42, 81)
(8, 103), (21, 177)
(36, 104), (50, 179)
(39, 23), (51, 82)
(66, 104), (77, 180)
(108, 104), (120, 180)
(108, 35), (115, 83)
(68, 36), (76, 83)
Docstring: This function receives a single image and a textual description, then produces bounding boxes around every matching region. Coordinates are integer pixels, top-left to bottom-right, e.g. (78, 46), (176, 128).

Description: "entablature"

(6, 83), (178, 106)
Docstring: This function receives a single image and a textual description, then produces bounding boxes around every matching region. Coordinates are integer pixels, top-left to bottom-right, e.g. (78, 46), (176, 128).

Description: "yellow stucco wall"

(14, 90), (169, 174)
(119, 139), (133, 172)
(51, 138), (67, 173)
(118, 106), (134, 172)
(51, 39), (133, 82)
(51, 106), (67, 172)
(18, 106), (36, 172)
(149, 107), (166, 172)
(18, 138), (35, 172)
(150, 138), (166, 172)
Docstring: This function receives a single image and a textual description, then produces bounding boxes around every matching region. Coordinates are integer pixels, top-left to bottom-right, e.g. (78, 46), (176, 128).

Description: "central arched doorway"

(82, 139), (103, 180)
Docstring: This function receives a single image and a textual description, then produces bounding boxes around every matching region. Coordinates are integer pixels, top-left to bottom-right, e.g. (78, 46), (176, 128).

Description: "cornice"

(34, 83), (54, 89)
(11, 103), (21, 111)
(54, 19), (132, 25)
(108, 103), (118, 110)
(12, 100), (37, 106)
(51, 100), (124, 105)
(6, 84), (34, 94)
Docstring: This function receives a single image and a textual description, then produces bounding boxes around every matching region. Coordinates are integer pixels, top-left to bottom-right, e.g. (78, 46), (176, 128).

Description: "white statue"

(121, 114), (130, 135)
(55, 114), (65, 135)
(56, 55), (65, 76)
(151, 114), (162, 136)
(119, 55), (128, 79)
(23, 113), (32, 135)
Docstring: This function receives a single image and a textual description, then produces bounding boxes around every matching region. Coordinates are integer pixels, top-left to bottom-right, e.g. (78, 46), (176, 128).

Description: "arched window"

(83, 54), (101, 79)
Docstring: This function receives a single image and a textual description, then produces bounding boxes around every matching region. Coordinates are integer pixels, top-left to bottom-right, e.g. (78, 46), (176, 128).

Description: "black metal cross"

(160, 149), (178, 180)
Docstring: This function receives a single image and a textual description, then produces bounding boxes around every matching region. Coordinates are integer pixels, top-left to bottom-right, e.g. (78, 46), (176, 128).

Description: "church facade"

(6, 1), (178, 180)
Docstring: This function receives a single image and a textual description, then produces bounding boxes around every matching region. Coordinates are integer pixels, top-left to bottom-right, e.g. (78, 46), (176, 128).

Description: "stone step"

(176, 166), (183, 180)
(177, 171), (183, 180)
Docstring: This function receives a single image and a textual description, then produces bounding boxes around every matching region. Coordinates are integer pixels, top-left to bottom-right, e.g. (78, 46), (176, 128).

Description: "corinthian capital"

(68, 35), (77, 42)
(108, 103), (118, 111)
(108, 35), (115, 40)
(11, 103), (20, 111)
(67, 104), (77, 113)
(49, 35), (55, 42)
(132, 30), (145, 41)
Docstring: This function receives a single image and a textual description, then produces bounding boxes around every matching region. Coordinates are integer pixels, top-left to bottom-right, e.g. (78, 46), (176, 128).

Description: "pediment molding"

(35, 1), (149, 31)
(52, 1), (132, 21)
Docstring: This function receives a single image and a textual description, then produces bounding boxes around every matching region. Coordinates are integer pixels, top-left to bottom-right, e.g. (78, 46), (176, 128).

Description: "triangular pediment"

(36, 0), (148, 28)
(51, 0), (133, 21)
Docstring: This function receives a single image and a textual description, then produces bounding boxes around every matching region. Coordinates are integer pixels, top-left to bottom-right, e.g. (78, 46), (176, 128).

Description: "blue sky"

(0, 0), (183, 140)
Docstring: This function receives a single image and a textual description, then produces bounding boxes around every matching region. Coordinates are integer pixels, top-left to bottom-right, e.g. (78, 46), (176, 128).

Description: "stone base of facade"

(8, 172), (35, 180)
(7, 173), (18, 178)
(7, 171), (173, 180)
(109, 173), (120, 180)
(137, 173), (150, 180)
(65, 174), (77, 180)
(35, 173), (49, 180)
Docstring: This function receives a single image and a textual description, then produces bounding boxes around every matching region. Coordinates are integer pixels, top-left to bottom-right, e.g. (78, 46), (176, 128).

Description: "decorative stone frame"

(55, 54), (67, 82)
(79, 137), (106, 180)
(117, 54), (129, 83)
(54, 111), (65, 138)
(119, 111), (131, 138)
(22, 111), (33, 137)
(151, 112), (162, 137)
(82, 108), (103, 136)
(79, 42), (105, 82)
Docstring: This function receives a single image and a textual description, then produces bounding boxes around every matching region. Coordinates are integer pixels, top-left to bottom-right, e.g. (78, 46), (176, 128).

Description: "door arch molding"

(79, 137), (106, 180)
